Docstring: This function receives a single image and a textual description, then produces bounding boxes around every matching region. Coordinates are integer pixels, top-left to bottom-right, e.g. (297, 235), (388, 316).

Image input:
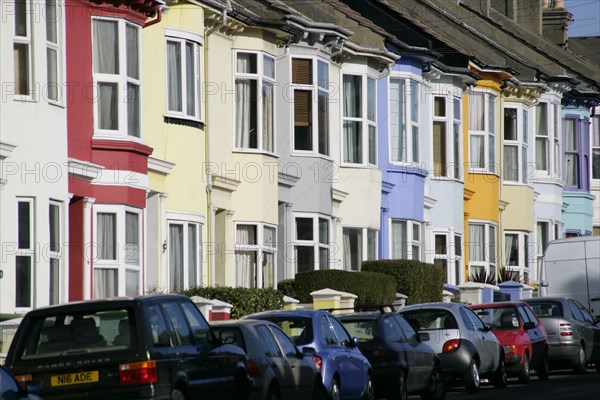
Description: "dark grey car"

(524, 297), (600, 373)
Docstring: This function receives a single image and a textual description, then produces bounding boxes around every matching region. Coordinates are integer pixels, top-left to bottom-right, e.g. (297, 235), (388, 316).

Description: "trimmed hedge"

(294, 270), (396, 309)
(181, 286), (284, 319)
(361, 260), (444, 305)
(277, 279), (297, 299)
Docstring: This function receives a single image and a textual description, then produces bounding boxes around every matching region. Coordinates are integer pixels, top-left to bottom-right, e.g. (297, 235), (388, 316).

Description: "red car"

(470, 302), (549, 383)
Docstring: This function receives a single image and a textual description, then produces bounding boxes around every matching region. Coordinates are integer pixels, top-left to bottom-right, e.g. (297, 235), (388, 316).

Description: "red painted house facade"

(66, 0), (162, 300)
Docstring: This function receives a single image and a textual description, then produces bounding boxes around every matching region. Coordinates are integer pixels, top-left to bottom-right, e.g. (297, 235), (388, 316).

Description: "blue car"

(244, 309), (374, 400)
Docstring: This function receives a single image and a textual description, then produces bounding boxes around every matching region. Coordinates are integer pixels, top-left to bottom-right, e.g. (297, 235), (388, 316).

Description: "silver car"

(524, 297), (600, 373)
(399, 302), (506, 394)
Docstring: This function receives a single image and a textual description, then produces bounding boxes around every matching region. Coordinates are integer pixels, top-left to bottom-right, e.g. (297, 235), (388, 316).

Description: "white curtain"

(236, 79), (252, 148)
(263, 252), (274, 288)
(505, 234), (517, 266)
(262, 82), (274, 152)
(93, 268), (117, 299)
(391, 221), (407, 259)
(125, 25), (138, 79)
(566, 154), (578, 186)
(343, 75), (360, 117)
(236, 251), (256, 288)
(536, 103), (547, 135)
(536, 138), (548, 170)
(188, 225), (197, 287)
(343, 229), (352, 270)
(169, 225), (183, 291)
(97, 213), (116, 260)
(127, 83), (140, 137)
(390, 79), (405, 162)
(468, 93), (483, 131)
(125, 212), (139, 265)
(125, 270), (139, 295)
(470, 135), (484, 168)
(237, 225), (256, 245)
(167, 41), (182, 112)
(344, 121), (361, 163)
(185, 42), (195, 116)
(93, 20), (118, 74)
(98, 83), (118, 130)
(469, 225), (484, 262)
(503, 146), (518, 181)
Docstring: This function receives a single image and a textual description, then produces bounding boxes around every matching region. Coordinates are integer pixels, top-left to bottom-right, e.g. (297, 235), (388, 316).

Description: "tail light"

(119, 360), (157, 385)
(247, 359), (262, 378)
(14, 374), (32, 389)
(312, 355), (323, 372)
(442, 339), (461, 353)
(559, 323), (573, 337)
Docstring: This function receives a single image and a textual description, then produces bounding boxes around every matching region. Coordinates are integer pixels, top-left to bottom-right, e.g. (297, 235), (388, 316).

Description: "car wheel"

(573, 345), (587, 375)
(233, 372), (251, 400)
(396, 371), (408, 400)
(463, 359), (480, 394)
(420, 366), (445, 400)
(267, 382), (281, 400)
(329, 378), (340, 400)
(493, 356), (508, 388)
(537, 352), (550, 380)
(171, 389), (186, 400)
(518, 353), (530, 384)
(363, 375), (375, 400)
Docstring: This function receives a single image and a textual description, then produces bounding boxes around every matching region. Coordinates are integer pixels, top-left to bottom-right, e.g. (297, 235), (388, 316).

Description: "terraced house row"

(1, 0), (599, 315)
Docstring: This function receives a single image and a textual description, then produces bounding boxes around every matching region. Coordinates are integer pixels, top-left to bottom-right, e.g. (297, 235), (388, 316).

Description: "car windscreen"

(16, 308), (134, 360)
(400, 309), (458, 331)
(258, 316), (313, 346)
(526, 301), (564, 318)
(340, 320), (376, 343)
(473, 307), (520, 330)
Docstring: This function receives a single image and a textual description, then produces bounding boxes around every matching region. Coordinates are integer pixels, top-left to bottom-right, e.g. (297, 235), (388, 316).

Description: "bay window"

(343, 74), (377, 165)
(390, 219), (421, 260)
(503, 106), (529, 183)
(294, 215), (331, 273)
(468, 92), (496, 173)
(564, 118), (579, 187)
(166, 31), (201, 120)
(292, 58), (329, 155)
(535, 101), (561, 177)
(432, 96), (462, 178)
(169, 219), (202, 292)
(434, 232), (463, 285)
(235, 223), (276, 288)
(390, 78), (420, 163)
(92, 18), (141, 138)
(343, 228), (377, 271)
(235, 51), (275, 152)
(468, 222), (497, 278)
(16, 198), (34, 308)
(504, 232), (531, 281)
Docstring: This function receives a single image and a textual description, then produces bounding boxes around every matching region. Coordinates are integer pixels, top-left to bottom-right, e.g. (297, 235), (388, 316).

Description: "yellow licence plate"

(51, 371), (99, 387)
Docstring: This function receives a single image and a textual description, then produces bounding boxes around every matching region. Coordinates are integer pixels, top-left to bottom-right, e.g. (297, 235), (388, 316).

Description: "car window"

(256, 325), (283, 357)
(181, 301), (212, 346)
(341, 319), (377, 343)
(568, 300), (585, 321)
(473, 306), (520, 330)
(395, 315), (418, 342)
(523, 306), (539, 327)
(213, 326), (245, 350)
(461, 307), (485, 330)
(527, 301), (563, 317)
(328, 316), (352, 346)
(382, 316), (404, 342)
(145, 304), (171, 347)
(163, 302), (193, 346)
(574, 301), (594, 324)
(319, 315), (338, 346)
(518, 306), (531, 324)
(270, 326), (298, 357)
(265, 316), (314, 346)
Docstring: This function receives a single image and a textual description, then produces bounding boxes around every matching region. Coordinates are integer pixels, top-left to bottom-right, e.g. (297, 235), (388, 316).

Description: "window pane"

(263, 252), (275, 287)
(390, 79), (406, 162)
(565, 119), (577, 151)
(505, 234), (519, 265)
(488, 95), (495, 134)
(169, 224), (184, 291)
(536, 138), (548, 170)
(237, 225), (257, 245)
(296, 246), (314, 273)
(46, 0), (57, 43)
(343, 228), (362, 271)
(163, 302), (192, 345)
(18, 201), (31, 249)
(16, 256), (32, 307)
(97, 213), (116, 260)
(319, 248), (330, 270)
(469, 93), (484, 130)
(503, 145), (518, 181)
(93, 20), (118, 74)
(522, 146), (528, 183)
(237, 52), (257, 74)
(292, 58), (312, 84)
(188, 224), (197, 287)
(15, 0), (27, 36)
(536, 103), (547, 136)
(264, 226), (276, 247)
(489, 134), (496, 173)
(523, 109), (529, 144)
(566, 153), (579, 186)
(296, 218), (313, 241)
(185, 42), (196, 116)
(127, 84), (140, 137)
(489, 226), (497, 264)
(317, 61), (328, 89)
(470, 135), (484, 168)
(263, 55), (275, 79)
(435, 235), (447, 255)
(367, 77), (376, 122)
(504, 108), (517, 140)
(433, 121), (447, 176)
(343, 75), (361, 118)
(593, 149), (600, 180)
(294, 89), (312, 151)
(412, 223), (420, 241)
(367, 230), (377, 260)
(319, 219), (329, 244)
(126, 270), (139, 295)
(391, 221), (407, 259)
(49, 204), (60, 252)
(453, 123), (461, 178)
(455, 235), (462, 256)
(468, 225), (484, 262)
(47, 48), (58, 101)
(14, 43), (30, 94)
(344, 121), (362, 163)
(236, 250), (257, 288)
(412, 126), (419, 162)
(50, 258), (60, 304)
(126, 24), (139, 79)
(263, 81), (274, 152)
(434, 97), (446, 117)
(93, 268), (117, 298)
(369, 125), (377, 165)
(167, 41), (182, 112)
(236, 79), (258, 149)
(410, 82), (419, 123)
(98, 83), (119, 130)
(453, 98), (461, 120)
(318, 91), (329, 155)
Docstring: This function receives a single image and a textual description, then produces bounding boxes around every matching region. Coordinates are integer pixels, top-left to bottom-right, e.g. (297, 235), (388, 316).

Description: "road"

(409, 368), (600, 400)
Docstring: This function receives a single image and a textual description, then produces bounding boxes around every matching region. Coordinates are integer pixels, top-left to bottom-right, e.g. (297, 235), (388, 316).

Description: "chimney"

(542, 0), (572, 47)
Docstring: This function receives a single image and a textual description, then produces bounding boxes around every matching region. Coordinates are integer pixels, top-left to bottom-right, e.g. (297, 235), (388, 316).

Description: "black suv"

(5, 294), (250, 400)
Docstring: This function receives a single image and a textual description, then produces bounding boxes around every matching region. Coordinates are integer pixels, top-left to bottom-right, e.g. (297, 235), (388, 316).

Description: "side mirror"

(418, 332), (430, 342)
(523, 321), (535, 330)
(301, 346), (317, 356)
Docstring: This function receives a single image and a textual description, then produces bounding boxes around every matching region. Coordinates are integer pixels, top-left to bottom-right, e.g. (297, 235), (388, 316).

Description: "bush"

(277, 279), (297, 299)
(294, 270), (396, 309)
(361, 260), (444, 305)
(181, 286), (284, 319)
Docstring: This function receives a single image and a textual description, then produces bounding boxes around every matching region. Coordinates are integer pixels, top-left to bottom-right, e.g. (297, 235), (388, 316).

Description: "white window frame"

(389, 75), (421, 165)
(290, 56), (330, 156)
(293, 214), (332, 273)
(468, 91), (497, 174)
(433, 231), (463, 285)
(592, 114), (600, 181)
(168, 215), (203, 292)
(45, 0), (61, 104)
(49, 200), (62, 305)
(468, 221), (497, 278)
(503, 105), (529, 183)
(234, 222), (277, 288)
(234, 50), (276, 153)
(342, 70), (377, 166)
(432, 94), (462, 179)
(390, 219), (422, 261)
(93, 205), (142, 298)
(13, 0), (34, 99)
(92, 17), (142, 139)
(563, 116), (580, 188)
(534, 101), (561, 178)
(165, 29), (203, 121)
(15, 197), (35, 310)
(342, 227), (378, 271)
(504, 231), (531, 281)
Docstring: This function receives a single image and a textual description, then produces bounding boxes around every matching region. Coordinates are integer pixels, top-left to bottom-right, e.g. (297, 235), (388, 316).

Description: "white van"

(539, 236), (600, 319)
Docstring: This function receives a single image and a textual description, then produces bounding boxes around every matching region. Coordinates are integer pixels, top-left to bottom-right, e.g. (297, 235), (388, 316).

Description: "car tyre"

(420, 366), (445, 400)
(363, 375), (375, 400)
(329, 378), (340, 400)
(493, 356), (508, 388)
(573, 345), (587, 375)
(267, 383), (280, 400)
(518, 353), (530, 384)
(171, 388), (186, 400)
(396, 371), (408, 400)
(537, 352), (550, 380)
(463, 359), (480, 394)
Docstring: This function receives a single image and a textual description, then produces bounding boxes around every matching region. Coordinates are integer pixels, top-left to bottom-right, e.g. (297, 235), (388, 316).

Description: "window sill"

(12, 95), (37, 103)
(468, 169), (499, 177)
(340, 163), (378, 169)
(163, 115), (205, 129)
(430, 176), (463, 183)
(232, 149), (279, 158)
(290, 151), (333, 161)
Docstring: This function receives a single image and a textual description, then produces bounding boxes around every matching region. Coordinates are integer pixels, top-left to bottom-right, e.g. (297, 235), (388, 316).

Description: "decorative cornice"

(0, 141), (17, 160)
(463, 188), (476, 201)
(424, 195), (437, 209)
(68, 158), (103, 182)
(212, 175), (240, 193)
(337, 41), (399, 72)
(148, 156), (175, 176)
(332, 188), (349, 203)
(501, 80), (547, 106)
(91, 139), (153, 156)
(278, 171), (301, 188)
(499, 200), (509, 211)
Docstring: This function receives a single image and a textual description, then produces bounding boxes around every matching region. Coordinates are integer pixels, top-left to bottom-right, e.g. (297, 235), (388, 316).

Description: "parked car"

(399, 302), (506, 394)
(524, 296), (600, 373)
(338, 311), (445, 400)
(470, 302), (549, 383)
(244, 309), (374, 400)
(5, 294), (251, 400)
(211, 319), (326, 400)
(0, 365), (41, 400)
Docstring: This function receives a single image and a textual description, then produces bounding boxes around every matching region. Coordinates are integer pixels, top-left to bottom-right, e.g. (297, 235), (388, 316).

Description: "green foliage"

(277, 279), (297, 299)
(361, 260), (444, 305)
(181, 286), (284, 319)
(468, 267), (529, 285)
(294, 270), (396, 309)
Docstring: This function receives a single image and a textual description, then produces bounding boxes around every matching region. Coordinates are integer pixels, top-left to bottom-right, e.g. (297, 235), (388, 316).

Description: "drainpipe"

(144, 5), (166, 29)
(205, 2), (230, 286)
